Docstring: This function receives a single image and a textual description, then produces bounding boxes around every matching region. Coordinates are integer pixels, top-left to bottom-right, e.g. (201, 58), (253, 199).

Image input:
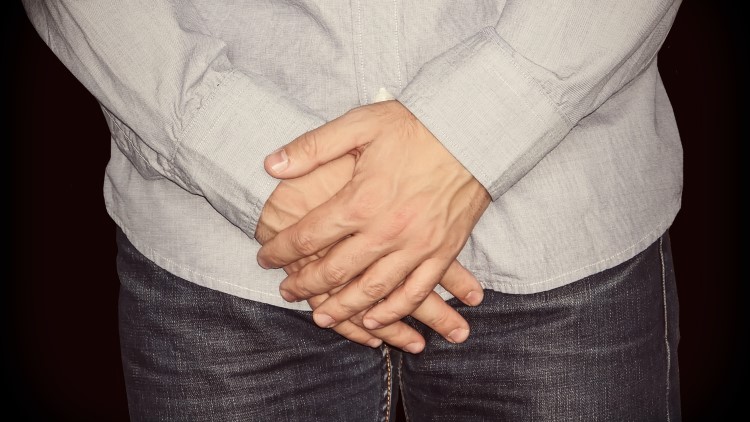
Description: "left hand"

(257, 100), (490, 331)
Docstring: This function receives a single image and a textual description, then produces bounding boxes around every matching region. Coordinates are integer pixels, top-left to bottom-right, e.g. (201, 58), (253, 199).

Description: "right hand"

(256, 155), (482, 353)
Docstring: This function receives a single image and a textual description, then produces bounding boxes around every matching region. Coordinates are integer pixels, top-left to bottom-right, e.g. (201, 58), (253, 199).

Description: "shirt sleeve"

(398, 0), (681, 200)
(22, 0), (325, 237)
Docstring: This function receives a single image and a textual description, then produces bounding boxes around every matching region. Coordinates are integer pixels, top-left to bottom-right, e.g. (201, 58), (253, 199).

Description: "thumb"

(264, 110), (373, 179)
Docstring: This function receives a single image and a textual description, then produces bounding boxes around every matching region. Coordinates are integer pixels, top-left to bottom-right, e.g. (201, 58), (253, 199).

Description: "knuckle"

(345, 106), (372, 125)
(403, 282), (434, 305)
(321, 263), (349, 287)
(336, 300), (364, 317)
(291, 279), (316, 299)
(295, 284), (313, 298)
(298, 131), (320, 162)
(346, 202), (376, 223)
(417, 228), (442, 251)
(345, 186), (382, 222)
(375, 210), (413, 243)
(287, 274), (314, 298)
(426, 307), (452, 329)
(290, 230), (317, 255)
(359, 278), (391, 301)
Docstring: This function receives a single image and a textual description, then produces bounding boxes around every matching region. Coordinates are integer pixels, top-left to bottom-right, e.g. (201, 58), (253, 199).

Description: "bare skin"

(256, 153), (483, 352)
(257, 101), (490, 349)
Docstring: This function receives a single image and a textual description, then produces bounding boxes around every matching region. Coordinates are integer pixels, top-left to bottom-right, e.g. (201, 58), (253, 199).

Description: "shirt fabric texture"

(24, 0), (683, 311)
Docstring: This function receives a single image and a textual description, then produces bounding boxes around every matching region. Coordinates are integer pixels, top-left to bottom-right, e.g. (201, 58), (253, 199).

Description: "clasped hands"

(255, 101), (490, 353)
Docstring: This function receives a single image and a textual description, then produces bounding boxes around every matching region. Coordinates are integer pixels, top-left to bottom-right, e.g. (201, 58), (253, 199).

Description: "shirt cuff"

(398, 28), (572, 200)
(172, 70), (325, 238)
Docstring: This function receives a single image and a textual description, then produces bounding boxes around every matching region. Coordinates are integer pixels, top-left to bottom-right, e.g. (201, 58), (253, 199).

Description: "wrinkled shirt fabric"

(23, 0), (683, 310)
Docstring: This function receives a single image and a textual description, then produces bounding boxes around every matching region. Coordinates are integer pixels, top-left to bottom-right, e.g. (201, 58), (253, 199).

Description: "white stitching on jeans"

(659, 237), (672, 422)
(384, 345), (393, 422)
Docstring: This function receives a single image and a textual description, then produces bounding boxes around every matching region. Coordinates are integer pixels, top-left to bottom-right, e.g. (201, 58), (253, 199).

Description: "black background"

(5, 1), (744, 420)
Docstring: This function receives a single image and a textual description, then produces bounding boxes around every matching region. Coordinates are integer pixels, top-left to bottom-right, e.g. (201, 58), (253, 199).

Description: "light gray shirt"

(23, 0), (683, 310)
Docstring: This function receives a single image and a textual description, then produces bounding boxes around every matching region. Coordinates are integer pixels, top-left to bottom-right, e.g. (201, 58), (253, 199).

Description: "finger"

(310, 251), (416, 327)
(309, 292), (426, 353)
(331, 321), (384, 348)
(264, 108), (377, 179)
(410, 292), (471, 344)
(438, 260), (484, 306)
(282, 254), (319, 275)
(361, 258), (449, 329)
(348, 309), (426, 354)
(278, 234), (390, 303)
(307, 294), (382, 348)
(257, 190), (356, 269)
(281, 243), (336, 275)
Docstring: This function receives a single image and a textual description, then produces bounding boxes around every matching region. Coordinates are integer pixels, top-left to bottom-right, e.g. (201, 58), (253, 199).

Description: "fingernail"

(363, 318), (383, 330)
(279, 289), (297, 302)
(465, 290), (483, 306)
(257, 255), (270, 269)
(447, 328), (470, 344)
(267, 148), (289, 174)
(367, 339), (383, 348)
(403, 342), (425, 354)
(313, 313), (336, 328)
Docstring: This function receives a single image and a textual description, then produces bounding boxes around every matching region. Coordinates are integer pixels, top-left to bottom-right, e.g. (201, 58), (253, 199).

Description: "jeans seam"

(397, 352), (408, 422)
(659, 236), (672, 422)
(384, 345), (393, 422)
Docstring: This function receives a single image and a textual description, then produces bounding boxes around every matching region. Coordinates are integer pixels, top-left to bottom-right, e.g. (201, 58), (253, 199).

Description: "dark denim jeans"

(117, 229), (680, 421)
